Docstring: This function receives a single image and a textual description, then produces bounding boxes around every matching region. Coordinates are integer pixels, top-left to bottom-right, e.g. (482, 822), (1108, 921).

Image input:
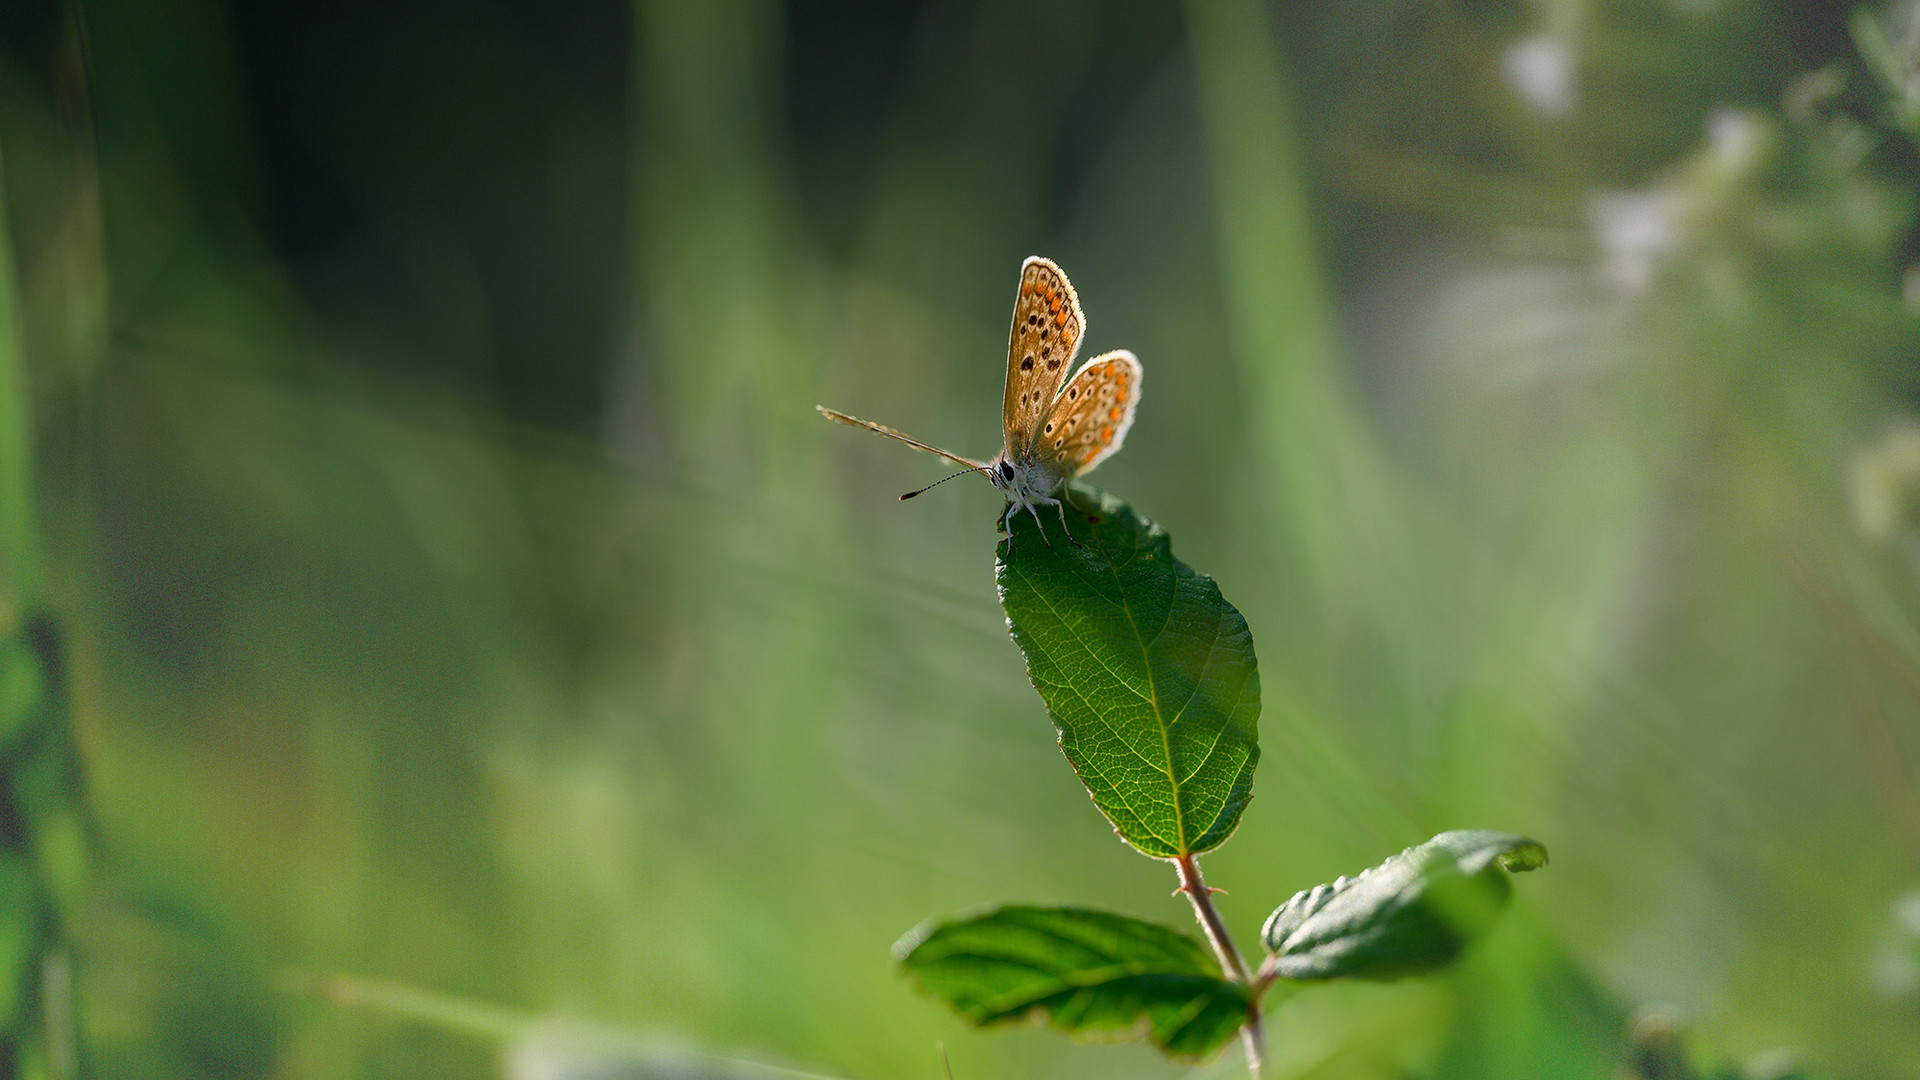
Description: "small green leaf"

(996, 487), (1260, 858)
(896, 904), (1252, 1060)
(1262, 830), (1547, 981)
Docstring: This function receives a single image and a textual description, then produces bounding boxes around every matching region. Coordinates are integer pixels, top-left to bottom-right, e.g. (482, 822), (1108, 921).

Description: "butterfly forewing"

(1038, 350), (1141, 476)
(1002, 257), (1085, 455)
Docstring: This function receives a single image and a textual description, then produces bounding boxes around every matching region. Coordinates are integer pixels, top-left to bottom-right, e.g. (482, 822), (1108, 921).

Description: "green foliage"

(894, 905), (1251, 1060)
(1261, 831), (1547, 981)
(995, 487), (1260, 859)
(18, 0), (1904, 1071)
(903, 495), (1547, 1069)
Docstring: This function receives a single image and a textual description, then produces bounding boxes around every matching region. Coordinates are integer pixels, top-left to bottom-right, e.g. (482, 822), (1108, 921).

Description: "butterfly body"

(985, 449), (1071, 537)
(819, 257), (1141, 539)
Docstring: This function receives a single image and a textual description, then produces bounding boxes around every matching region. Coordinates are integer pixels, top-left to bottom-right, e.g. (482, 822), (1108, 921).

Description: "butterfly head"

(987, 447), (1071, 526)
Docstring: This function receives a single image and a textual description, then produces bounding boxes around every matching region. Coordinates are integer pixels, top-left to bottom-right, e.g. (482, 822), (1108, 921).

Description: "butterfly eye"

(997, 461), (1015, 482)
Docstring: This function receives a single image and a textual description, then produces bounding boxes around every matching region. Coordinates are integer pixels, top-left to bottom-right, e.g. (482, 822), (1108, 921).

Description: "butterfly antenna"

(900, 466), (986, 501)
(938, 1042), (955, 1080)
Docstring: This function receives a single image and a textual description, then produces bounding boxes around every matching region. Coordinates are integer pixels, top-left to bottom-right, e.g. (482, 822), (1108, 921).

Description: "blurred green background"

(4, 0), (1920, 1076)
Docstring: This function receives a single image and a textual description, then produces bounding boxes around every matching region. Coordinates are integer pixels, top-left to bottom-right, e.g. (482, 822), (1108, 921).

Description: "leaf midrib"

(974, 961), (1227, 1016)
(1020, 580), (1158, 827)
(1016, 556), (1183, 849)
(1093, 521), (1189, 857)
(939, 921), (1218, 1013)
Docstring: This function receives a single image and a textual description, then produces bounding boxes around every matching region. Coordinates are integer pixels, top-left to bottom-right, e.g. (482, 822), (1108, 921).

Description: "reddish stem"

(1175, 853), (1263, 1075)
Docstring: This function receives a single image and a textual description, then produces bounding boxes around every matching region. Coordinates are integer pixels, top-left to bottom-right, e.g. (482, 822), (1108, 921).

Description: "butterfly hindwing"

(1038, 350), (1141, 477)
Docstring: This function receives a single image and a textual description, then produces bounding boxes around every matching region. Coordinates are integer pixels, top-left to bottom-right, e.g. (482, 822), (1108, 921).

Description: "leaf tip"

(891, 919), (938, 964)
(1259, 830), (1550, 982)
(1496, 840), (1548, 873)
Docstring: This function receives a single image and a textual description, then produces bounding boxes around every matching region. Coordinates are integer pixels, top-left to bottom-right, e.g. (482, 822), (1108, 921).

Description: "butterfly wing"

(816, 406), (989, 471)
(1035, 350), (1141, 477)
(1002, 257), (1085, 456)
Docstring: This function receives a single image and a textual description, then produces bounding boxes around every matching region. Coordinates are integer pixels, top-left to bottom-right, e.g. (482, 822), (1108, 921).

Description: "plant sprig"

(894, 488), (1547, 1073)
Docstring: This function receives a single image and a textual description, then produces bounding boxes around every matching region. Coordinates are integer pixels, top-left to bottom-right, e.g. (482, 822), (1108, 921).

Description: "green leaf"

(1261, 830), (1548, 981)
(996, 486), (1260, 858)
(895, 904), (1252, 1060)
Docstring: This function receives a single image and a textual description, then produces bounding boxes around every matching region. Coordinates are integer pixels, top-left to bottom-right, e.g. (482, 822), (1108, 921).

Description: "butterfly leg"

(1025, 491), (1080, 548)
(1026, 494), (1084, 548)
(1052, 497), (1083, 547)
(1024, 500), (1056, 549)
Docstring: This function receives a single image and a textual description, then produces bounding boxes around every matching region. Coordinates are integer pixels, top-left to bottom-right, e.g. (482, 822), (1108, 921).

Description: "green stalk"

(1182, 0), (1408, 632)
(0, 136), (37, 611)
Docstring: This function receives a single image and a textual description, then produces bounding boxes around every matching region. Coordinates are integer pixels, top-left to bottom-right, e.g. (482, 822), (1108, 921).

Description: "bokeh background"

(4, 0), (1920, 1076)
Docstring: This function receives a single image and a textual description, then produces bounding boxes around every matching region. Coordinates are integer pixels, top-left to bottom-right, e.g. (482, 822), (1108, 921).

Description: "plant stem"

(1251, 952), (1281, 996)
(1174, 853), (1247, 978)
(0, 136), (39, 610)
(1175, 853), (1263, 1076)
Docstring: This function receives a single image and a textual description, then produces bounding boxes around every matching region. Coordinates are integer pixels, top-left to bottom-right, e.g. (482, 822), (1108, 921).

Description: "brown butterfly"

(818, 256), (1142, 539)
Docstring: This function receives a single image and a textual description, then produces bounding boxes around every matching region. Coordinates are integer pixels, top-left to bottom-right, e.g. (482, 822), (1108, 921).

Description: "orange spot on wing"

(1108, 407), (1122, 420)
(1101, 427), (1112, 443)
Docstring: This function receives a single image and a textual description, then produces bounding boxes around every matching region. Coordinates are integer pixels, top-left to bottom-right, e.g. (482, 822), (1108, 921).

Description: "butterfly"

(818, 256), (1142, 541)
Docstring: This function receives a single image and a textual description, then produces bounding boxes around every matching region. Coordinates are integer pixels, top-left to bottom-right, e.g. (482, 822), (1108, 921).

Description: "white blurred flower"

(1501, 35), (1576, 117)
(1894, 888), (1920, 936)
(1848, 423), (1920, 542)
(1706, 109), (1766, 173)
(1870, 939), (1919, 997)
(1588, 189), (1681, 291)
(1868, 889), (1920, 998)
